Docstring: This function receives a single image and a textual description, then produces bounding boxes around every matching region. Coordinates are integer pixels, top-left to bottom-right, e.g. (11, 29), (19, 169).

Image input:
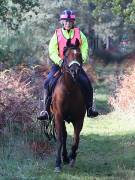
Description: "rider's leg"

(37, 89), (51, 120)
(37, 65), (60, 120)
(79, 68), (99, 118)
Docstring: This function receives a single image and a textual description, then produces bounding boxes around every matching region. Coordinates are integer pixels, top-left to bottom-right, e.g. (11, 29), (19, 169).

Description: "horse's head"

(63, 38), (82, 81)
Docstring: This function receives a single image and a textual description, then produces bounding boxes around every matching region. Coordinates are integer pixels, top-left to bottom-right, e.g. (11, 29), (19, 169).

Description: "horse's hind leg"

(69, 120), (83, 167)
(62, 121), (69, 164)
(54, 114), (63, 172)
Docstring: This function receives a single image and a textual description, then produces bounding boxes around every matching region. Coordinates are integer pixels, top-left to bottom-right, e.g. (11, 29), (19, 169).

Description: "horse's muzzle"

(69, 64), (81, 81)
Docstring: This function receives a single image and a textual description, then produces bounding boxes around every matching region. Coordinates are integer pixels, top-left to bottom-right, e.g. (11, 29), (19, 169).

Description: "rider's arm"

(49, 31), (62, 66)
(80, 31), (89, 64)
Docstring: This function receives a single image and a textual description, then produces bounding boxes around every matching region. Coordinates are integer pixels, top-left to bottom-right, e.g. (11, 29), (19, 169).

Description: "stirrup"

(37, 110), (50, 121)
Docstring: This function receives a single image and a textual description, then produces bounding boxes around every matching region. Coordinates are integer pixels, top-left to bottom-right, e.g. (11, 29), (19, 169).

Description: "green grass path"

(1, 112), (135, 180)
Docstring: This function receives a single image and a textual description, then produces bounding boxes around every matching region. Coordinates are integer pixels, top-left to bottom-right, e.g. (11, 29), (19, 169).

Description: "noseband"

(68, 60), (81, 67)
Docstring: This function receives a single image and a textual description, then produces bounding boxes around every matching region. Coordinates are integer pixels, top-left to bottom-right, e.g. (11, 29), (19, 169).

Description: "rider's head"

(60, 10), (76, 30)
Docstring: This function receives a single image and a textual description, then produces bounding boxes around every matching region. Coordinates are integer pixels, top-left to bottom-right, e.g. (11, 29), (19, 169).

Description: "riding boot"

(85, 95), (99, 118)
(37, 95), (51, 121)
(87, 107), (99, 118)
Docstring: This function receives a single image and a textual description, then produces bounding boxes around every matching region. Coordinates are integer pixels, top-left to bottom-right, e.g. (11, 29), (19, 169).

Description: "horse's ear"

(75, 38), (80, 47)
(66, 39), (71, 47)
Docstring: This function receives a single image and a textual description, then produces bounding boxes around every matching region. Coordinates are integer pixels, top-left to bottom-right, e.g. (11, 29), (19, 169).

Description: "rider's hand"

(59, 59), (63, 67)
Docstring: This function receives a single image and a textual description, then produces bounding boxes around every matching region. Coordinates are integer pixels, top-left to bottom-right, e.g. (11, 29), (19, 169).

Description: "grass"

(1, 64), (135, 179)
(1, 113), (135, 180)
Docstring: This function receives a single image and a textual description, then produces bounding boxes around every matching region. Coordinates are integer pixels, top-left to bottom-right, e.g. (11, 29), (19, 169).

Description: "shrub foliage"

(109, 54), (135, 112)
(0, 64), (49, 132)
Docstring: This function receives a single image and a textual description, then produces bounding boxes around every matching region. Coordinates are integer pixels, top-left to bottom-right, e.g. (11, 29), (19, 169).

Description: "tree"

(83, 0), (135, 24)
(0, 0), (39, 30)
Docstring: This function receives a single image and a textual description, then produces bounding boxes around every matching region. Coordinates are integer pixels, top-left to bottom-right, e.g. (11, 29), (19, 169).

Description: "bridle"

(62, 47), (82, 81)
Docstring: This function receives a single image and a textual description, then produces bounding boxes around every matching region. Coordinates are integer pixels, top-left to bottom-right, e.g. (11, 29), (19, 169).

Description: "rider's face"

(62, 20), (74, 30)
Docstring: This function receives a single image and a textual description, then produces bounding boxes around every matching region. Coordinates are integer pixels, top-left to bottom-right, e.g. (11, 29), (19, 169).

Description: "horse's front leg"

(54, 113), (63, 172)
(69, 120), (83, 167)
(62, 121), (69, 164)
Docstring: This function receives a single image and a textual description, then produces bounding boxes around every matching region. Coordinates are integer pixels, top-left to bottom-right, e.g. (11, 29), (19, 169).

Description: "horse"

(51, 38), (86, 172)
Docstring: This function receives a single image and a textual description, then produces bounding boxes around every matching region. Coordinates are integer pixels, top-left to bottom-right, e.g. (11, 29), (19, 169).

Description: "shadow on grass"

(1, 127), (135, 179)
(94, 81), (112, 115)
(96, 99), (110, 114)
(55, 132), (135, 179)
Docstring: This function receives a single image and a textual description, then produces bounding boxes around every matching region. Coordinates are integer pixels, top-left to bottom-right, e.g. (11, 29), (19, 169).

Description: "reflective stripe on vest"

(56, 28), (82, 59)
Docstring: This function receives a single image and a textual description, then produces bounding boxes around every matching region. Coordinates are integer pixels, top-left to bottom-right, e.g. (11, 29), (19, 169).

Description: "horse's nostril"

(71, 69), (74, 74)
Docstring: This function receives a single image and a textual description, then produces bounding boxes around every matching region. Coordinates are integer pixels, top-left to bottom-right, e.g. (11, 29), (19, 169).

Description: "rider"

(37, 9), (99, 120)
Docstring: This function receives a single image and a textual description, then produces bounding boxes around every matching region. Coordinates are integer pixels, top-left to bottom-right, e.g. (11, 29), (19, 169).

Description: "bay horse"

(51, 38), (86, 172)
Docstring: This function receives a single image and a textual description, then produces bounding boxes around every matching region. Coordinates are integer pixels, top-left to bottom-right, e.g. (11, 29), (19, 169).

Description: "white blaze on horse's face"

(72, 49), (77, 61)
(73, 49), (77, 55)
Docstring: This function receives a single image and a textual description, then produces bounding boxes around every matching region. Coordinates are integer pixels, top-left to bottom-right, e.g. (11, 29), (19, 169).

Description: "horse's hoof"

(54, 166), (61, 173)
(69, 159), (75, 167)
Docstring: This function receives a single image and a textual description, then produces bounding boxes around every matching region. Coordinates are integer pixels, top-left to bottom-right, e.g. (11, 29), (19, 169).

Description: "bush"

(109, 54), (135, 112)
(0, 64), (49, 132)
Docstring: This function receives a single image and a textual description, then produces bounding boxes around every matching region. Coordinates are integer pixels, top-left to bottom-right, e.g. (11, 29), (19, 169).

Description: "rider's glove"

(59, 59), (63, 67)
